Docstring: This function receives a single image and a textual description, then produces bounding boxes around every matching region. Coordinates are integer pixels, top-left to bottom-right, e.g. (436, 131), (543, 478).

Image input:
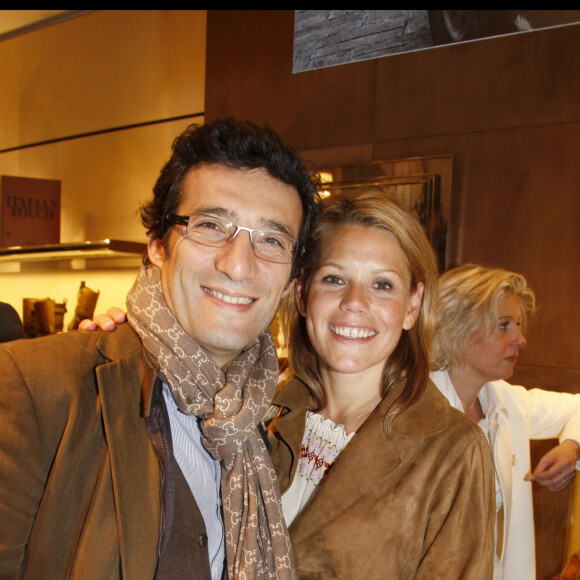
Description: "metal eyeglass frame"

(168, 212), (297, 264)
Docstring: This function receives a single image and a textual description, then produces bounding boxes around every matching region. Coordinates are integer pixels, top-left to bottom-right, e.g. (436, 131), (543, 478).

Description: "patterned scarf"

(127, 266), (294, 579)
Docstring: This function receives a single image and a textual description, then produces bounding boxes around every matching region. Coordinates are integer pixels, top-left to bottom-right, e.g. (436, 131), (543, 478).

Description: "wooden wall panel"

(205, 10), (377, 151)
(373, 23), (580, 141)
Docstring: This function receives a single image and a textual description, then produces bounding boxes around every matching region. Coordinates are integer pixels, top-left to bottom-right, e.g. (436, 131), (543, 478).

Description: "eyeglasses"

(168, 212), (297, 264)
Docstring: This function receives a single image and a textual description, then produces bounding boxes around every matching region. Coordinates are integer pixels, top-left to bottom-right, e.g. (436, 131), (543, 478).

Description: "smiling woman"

(265, 191), (496, 578)
(299, 224), (422, 385)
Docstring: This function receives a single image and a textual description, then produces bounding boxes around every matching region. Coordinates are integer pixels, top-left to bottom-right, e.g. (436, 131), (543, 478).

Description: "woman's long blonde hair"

(282, 191), (439, 424)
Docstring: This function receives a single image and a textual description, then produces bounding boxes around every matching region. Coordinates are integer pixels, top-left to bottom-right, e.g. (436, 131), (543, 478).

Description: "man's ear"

(147, 235), (165, 268)
(403, 282), (424, 331)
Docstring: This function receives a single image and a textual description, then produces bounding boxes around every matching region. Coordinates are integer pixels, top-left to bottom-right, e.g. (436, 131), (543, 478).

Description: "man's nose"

(214, 229), (257, 281)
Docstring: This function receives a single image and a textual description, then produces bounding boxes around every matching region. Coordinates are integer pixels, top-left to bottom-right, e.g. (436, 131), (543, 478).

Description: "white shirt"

(162, 383), (225, 580)
(281, 410), (355, 526)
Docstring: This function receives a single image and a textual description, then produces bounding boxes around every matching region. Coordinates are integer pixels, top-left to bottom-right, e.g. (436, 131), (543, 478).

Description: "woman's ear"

(295, 278), (307, 316)
(281, 278), (295, 299)
(403, 282), (424, 330)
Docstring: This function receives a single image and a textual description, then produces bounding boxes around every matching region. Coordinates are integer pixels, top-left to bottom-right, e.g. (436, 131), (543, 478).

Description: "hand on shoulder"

(78, 307), (127, 331)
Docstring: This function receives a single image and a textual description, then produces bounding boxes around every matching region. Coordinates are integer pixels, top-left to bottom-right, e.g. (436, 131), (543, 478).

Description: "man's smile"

(203, 286), (255, 305)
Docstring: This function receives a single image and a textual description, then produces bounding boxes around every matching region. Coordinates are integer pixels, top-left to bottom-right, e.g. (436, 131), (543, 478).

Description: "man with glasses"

(0, 118), (319, 580)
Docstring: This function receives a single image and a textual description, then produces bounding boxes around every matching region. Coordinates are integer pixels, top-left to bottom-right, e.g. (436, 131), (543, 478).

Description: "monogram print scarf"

(127, 265), (294, 579)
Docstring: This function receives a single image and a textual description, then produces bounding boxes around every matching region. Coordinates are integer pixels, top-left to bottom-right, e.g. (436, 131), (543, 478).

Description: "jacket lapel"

(270, 389), (309, 491)
(95, 327), (161, 578)
(288, 392), (402, 546)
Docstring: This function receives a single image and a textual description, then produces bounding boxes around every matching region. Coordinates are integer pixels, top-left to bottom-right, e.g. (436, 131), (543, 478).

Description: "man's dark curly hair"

(140, 118), (320, 276)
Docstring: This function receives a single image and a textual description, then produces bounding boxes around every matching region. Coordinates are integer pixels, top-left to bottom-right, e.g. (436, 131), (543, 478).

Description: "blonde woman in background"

(430, 264), (580, 579)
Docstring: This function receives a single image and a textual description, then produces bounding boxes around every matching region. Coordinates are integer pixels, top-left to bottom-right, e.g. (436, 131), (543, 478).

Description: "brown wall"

(205, 10), (580, 578)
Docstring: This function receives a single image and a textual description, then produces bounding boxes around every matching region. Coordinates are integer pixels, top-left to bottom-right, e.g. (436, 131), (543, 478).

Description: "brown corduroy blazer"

(0, 324), (161, 579)
(267, 378), (496, 579)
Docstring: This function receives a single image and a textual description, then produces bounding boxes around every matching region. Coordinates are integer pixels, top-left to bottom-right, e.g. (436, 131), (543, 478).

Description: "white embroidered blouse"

(281, 410), (355, 526)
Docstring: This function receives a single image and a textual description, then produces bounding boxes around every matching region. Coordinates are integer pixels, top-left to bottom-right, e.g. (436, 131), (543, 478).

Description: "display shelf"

(0, 239), (146, 271)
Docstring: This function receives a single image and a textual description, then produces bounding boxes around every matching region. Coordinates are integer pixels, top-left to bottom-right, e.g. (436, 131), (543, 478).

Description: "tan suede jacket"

(267, 378), (495, 579)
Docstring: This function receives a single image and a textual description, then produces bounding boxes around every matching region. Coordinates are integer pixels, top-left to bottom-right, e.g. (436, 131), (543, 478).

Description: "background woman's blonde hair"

(282, 190), (439, 424)
(432, 264), (536, 371)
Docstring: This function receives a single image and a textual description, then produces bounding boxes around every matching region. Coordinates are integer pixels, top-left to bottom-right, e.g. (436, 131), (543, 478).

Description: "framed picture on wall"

(317, 155), (454, 272)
